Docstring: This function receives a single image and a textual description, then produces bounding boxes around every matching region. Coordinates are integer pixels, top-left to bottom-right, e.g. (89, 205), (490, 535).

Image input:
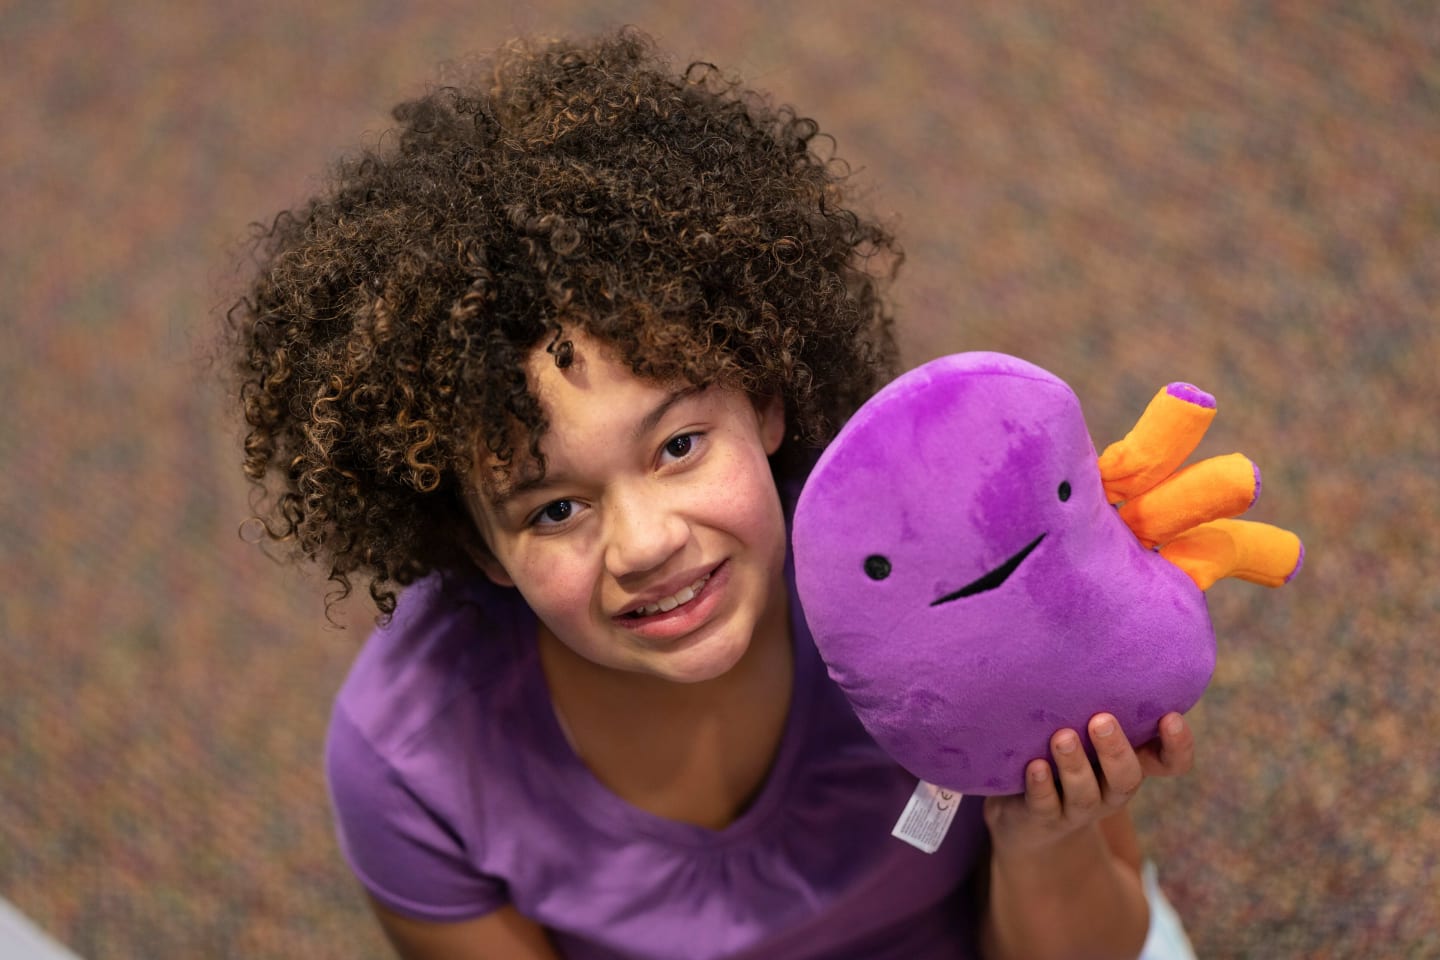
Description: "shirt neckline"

(517, 558), (819, 849)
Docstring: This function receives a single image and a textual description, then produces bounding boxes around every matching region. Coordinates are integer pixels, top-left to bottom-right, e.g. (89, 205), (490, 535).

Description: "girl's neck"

(535, 582), (796, 829)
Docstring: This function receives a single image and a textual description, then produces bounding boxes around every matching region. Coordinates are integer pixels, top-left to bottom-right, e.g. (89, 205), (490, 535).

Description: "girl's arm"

(369, 898), (561, 960)
(979, 712), (1196, 960)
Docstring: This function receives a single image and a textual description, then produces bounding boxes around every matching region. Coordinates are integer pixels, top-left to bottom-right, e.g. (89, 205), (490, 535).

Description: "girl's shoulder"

(324, 572), (535, 922)
(330, 572), (534, 761)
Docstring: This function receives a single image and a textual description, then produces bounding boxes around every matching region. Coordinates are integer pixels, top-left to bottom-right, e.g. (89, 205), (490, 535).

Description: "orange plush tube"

(1118, 452), (1260, 549)
(1098, 383), (1216, 504)
(1100, 381), (1304, 590)
(1159, 518), (1306, 590)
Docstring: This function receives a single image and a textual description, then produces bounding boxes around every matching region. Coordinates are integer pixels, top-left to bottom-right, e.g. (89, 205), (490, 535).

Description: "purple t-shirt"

(326, 568), (987, 959)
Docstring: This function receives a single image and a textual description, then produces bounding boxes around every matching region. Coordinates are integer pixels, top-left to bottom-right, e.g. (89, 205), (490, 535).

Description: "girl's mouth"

(624, 571), (714, 619)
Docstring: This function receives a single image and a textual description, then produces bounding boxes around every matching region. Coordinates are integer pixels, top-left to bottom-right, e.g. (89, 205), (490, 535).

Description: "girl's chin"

(628, 627), (752, 685)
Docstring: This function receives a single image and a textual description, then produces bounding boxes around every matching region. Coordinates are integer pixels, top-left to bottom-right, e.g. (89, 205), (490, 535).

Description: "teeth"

(634, 574), (710, 617)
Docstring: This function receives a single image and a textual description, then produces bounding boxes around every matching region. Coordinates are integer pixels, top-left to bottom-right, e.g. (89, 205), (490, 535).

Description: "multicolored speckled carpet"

(2, 2), (1436, 957)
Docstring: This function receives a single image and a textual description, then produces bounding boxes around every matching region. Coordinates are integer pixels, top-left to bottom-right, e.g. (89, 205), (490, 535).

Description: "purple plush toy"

(793, 352), (1302, 796)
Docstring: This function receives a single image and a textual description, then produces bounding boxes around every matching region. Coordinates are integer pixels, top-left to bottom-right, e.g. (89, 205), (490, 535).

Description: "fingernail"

(1055, 734), (1078, 755)
(1094, 717), (1115, 738)
(1165, 715), (1185, 737)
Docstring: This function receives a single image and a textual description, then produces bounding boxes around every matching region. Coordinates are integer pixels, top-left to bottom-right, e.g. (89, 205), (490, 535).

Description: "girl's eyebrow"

(633, 384), (704, 440)
(487, 470), (547, 512)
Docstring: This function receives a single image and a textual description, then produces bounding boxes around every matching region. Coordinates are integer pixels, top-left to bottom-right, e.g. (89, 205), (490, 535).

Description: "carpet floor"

(2, 1), (1436, 956)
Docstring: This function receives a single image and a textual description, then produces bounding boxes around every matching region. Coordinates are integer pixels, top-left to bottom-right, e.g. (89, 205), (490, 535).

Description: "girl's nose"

(603, 490), (688, 580)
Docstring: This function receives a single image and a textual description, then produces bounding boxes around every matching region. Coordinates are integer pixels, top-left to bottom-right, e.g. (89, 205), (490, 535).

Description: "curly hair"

(228, 28), (901, 617)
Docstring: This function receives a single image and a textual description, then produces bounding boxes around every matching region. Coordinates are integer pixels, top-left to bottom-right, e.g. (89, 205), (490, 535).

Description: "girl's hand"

(983, 711), (1194, 856)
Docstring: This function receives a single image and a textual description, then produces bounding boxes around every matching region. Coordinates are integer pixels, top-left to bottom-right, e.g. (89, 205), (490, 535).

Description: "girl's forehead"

(469, 327), (751, 502)
(473, 337), (690, 482)
(524, 330), (703, 415)
(524, 329), (630, 391)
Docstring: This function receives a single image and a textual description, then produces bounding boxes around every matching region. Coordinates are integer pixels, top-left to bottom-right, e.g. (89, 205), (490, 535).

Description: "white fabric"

(0, 899), (83, 960)
(1140, 861), (1199, 960)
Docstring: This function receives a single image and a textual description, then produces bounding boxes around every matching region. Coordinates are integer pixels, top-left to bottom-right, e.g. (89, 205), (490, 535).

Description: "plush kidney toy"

(793, 352), (1302, 796)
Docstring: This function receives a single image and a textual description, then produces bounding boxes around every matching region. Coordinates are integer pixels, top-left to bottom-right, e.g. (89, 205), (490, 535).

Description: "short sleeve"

(325, 704), (509, 921)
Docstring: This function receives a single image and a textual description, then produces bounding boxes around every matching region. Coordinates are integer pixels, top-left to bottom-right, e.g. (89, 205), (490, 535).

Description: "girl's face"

(468, 332), (789, 685)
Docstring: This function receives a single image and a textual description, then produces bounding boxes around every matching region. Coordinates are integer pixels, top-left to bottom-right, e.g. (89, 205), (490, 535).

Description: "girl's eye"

(532, 499), (580, 527)
(662, 433), (699, 462)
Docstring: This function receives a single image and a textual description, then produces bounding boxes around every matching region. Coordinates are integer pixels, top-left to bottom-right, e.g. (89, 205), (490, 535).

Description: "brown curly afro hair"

(229, 28), (901, 617)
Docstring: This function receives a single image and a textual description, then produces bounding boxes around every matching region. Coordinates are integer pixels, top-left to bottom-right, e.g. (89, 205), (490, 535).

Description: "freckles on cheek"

(513, 543), (597, 607)
(710, 455), (760, 500)
(709, 453), (782, 526)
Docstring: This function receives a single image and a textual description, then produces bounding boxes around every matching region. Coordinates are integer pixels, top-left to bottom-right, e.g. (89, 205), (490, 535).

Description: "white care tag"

(891, 779), (963, 854)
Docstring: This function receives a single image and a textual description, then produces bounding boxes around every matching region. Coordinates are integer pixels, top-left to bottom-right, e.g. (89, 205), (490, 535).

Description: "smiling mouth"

(622, 568), (717, 619)
(931, 534), (1046, 607)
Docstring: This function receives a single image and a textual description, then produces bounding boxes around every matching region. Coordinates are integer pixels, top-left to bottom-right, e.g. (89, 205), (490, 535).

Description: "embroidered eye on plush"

(863, 555), (891, 581)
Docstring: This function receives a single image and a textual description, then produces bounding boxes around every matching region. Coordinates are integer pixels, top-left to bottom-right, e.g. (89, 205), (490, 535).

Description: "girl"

(229, 29), (1195, 960)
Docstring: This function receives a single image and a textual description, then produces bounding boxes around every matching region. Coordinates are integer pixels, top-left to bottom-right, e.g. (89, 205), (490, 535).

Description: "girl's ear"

(458, 499), (517, 588)
(475, 552), (516, 589)
(757, 393), (786, 455)
(463, 541), (515, 592)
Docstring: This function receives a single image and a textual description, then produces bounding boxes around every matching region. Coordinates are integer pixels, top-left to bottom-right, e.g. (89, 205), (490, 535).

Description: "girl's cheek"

(518, 534), (601, 591)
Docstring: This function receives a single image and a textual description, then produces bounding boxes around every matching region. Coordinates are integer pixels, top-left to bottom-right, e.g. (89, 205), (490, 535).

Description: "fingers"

(1038, 715), (1146, 818)
(988, 713), (1179, 853)
(983, 762), (1055, 839)
(1001, 712), (1192, 844)
(1136, 712), (1196, 778)
(1020, 757), (1062, 820)
(1089, 714), (1144, 805)
(1050, 728), (1104, 815)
